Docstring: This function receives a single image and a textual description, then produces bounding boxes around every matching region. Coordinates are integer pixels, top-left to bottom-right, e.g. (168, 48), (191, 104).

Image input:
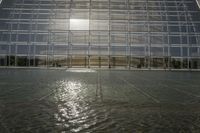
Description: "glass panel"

(53, 56), (68, 67)
(35, 45), (47, 55)
(111, 10), (128, 20)
(18, 34), (29, 42)
(0, 56), (8, 66)
(90, 46), (108, 55)
(130, 34), (147, 45)
(129, 23), (147, 32)
(149, 24), (167, 32)
(190, 47), (199, 57)
(0, 33), (9, 42)
(36, 34), (48, 42)
(182, 58), (189, 69)
(111, 33), (127, 46)
(90, 20), (109, 30)
(19, 24), (30, 30)
(71, 10), (89, 19)
(91, 10), (109, 20)
(17, 56), (29, 66)
(0, 45), (9, 55)
(9, 55), (16, 66)
(17, 45), (28, 55)
(131, 46), (146, 56)
(10, 44), (16, 55)
(35, 56), (46, 67)
(90, 56), (108, 67)
(110, 56), (127, 67)
(169, 36), (181, 44)
(129, 11), (147, 21)
(71, 56), (88, 67)
(110, 46), (126, 55)
(51, 33), (68, 43)
(110, 20), (127, 31)
(91, 1), (109, 9)
(91, 32), (109, 45)
(50, 19), (69, 30)
(151, 58), (164, 68)
(151, 47), (163, 57)
(54, 45), (68, 55)
(130, 57), (145, 68)
(170, 47), (181, 57)
(170, 58), (181, 69)
(151, 36), (164, 45)
(71, 45), (88, 55)
(190, 58), (200, 69)
(70, 31), (89, 45)
(182, 47), (188, 57)
(189, 36), (197, 44)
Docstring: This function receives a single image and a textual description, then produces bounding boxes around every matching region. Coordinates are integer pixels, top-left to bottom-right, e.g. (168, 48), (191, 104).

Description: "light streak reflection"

(54, 80), (92, 132)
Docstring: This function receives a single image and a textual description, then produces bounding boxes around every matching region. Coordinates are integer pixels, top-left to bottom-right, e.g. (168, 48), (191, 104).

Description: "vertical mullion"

(8, 0), (17, 66)
(108, 0), (111, 68)
(127, 0), (130, 69)
(147, 0), (151, 69)
(68, 0), (72, 68)
(88, 0), (91, 68)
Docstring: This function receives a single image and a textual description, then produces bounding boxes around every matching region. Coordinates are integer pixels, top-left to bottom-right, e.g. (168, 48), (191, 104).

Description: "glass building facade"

(0, 0), (200, 69)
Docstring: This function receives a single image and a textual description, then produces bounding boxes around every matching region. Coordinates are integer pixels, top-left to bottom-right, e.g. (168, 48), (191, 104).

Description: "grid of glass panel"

(0, 0), (200, 69)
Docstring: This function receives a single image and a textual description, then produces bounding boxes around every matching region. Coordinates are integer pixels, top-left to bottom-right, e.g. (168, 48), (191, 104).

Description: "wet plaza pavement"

(0, 69), (200, 132)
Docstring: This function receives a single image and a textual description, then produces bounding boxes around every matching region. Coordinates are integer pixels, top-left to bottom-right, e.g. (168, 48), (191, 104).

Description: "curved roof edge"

(197, 0), (200, 9)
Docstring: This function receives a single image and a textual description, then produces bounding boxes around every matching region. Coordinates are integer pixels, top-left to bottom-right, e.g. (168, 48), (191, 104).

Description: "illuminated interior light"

(70, 19), (89, 30)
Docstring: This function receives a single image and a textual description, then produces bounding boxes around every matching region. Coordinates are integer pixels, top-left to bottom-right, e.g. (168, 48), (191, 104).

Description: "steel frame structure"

(0, 0), (200, 69)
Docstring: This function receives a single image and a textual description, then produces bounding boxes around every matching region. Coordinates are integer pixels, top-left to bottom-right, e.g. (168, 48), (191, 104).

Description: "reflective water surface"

(0, 69), (200, 133)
